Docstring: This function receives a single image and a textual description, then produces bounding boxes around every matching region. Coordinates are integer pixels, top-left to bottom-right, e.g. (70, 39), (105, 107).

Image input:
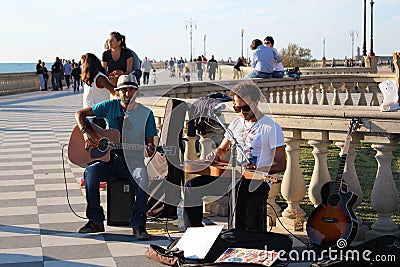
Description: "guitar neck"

(110, 143), (145, 151)
(333, 135), (351, 194)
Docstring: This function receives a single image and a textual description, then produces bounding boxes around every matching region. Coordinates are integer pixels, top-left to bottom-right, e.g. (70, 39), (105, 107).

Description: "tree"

(280, 43), (313, 67)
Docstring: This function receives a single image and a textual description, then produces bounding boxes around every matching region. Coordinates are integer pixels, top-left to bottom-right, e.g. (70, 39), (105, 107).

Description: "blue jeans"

(51, 73), (60, 90)
(83, 155), (148, 227)
(197, 69), (203, 81)
(272, 71), (284, 78)
(246, 70), (272, 79)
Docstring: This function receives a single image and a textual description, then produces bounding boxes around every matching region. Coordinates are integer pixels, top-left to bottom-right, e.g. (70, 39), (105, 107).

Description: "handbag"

(146, 151), (168, 179)
(145, 244), (184, 266)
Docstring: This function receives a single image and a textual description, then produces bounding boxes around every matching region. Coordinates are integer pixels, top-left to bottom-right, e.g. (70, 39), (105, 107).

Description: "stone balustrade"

(137, 74), (400, 242)
(0, 72), (40, 96)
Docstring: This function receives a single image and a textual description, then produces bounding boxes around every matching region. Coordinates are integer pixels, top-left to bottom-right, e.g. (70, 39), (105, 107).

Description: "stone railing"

(137, 73), (400, 242)
(0, 72), (40, 96)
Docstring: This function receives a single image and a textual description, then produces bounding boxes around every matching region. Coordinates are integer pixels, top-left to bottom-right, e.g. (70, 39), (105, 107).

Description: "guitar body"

(306, 181), (359, 248)
(68, 122), (120, 167)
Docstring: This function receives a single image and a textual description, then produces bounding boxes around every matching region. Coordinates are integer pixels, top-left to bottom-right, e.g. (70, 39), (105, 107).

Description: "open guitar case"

(146, 98), (187, 219)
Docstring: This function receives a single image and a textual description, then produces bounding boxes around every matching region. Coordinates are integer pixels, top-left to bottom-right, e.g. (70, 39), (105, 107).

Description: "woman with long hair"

(102, 31), (133, 86)
(81, 53), (115, 128)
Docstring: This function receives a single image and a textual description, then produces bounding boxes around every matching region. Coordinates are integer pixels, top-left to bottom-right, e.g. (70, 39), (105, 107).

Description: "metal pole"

(203, 34), (206, 58)
(362, 0), (367, 56)
(369, 1), (375, 56)
(185, 18), (197, 62)
(240, 29), (244, 58)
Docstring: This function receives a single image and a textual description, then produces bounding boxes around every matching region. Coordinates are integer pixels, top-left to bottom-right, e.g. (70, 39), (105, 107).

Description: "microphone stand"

(212, 112), (250, 229)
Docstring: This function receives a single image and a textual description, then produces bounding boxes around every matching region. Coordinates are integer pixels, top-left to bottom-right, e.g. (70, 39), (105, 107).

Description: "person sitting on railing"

(246, 39), (282, 79)
(183, 81), (287, 231)
(75, 74), (157, 241)
(264, 36), (285, 78)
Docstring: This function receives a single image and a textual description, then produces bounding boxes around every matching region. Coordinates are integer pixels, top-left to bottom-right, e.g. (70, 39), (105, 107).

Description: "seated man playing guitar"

(75, 74), (157, 240)
(183, 81), (286, 230)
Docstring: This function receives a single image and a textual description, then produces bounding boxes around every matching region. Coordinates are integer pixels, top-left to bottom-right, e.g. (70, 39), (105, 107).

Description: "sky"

(0, 0), (399, 63)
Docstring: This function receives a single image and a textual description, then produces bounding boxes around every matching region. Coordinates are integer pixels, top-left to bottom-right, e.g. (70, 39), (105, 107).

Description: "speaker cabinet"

(107, 179), (135, 226)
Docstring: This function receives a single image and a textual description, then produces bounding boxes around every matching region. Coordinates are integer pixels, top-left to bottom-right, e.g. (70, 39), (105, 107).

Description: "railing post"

(335, 134), (367, 240)
(279, 130), (306, 229)
(366, 143), (400, 238)
(307, 132), (332, 206)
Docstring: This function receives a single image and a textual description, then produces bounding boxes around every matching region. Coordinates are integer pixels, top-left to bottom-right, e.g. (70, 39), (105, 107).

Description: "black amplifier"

(107, 179), (135, 226)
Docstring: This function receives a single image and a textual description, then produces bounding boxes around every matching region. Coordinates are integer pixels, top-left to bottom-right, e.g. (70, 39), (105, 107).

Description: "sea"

(0, 63), (52, 73)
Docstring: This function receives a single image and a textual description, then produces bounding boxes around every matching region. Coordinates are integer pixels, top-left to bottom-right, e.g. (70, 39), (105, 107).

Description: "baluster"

(366, 143), (400, 238)
(344, 85), (354, 105)
(278, 89), (284, 104)
(369, 85), (379, 106)
(332, 83), (341, 105)
(271, 90), (276, 104)
(184, 136), (198, 161)
(319, 84), (329, 105)
(284, 89), (290, 104)
(311, 85), (318, 105)
(335, 135), (367, 240)
(290, 88), (296, 104)
(265, 90), (271, 103)
(358, 84), (367, 106)
(296, 87), (302, 104)
(302, 87), (310, 105)
(198, 134), (214, 160)
(279, 131), (306, 229)
(308, 133), (332, 206)
(267, 183), (282, 226)
(353, 82), (360, 93)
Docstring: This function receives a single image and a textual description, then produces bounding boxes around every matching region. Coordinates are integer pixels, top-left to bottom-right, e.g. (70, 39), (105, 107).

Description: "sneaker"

(133, 226), (150, 241)
(78, 221), (105, 233)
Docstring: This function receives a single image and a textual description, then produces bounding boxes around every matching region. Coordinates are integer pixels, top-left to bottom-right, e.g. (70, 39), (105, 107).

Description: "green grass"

(275, 141), (400, 227)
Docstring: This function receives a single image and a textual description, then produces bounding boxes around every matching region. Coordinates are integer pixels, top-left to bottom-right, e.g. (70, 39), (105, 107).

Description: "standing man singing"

(183, 81), (286, 230)
(75, 74), (157, 240)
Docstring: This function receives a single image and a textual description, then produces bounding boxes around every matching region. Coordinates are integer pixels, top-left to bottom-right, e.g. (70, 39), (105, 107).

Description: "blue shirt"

(92, 99), (157, 138)
(251, 45), (282, 73)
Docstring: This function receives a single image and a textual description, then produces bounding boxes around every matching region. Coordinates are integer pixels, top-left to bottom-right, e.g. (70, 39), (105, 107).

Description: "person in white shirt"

(141, 57), (154, 84)
(264, 36), (285, 78)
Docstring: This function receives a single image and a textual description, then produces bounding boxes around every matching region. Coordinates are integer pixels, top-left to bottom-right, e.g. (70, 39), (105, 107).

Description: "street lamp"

(322, 37), (326, 59)
(203, 34), (206, 58)
(240, 29), (244, 58)
(362, 0), (367, 56)
(349, 29), (358, 59)
(185, 18), (197, 62)
(369, 1), (375, 56)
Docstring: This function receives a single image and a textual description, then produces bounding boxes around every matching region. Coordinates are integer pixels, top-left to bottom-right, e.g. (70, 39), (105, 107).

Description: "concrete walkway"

(0, 82), (312, 266)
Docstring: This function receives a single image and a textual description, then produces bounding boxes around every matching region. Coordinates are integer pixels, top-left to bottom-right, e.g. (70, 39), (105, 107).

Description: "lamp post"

(203, 34), (206, 58)
(362, 0), (367, 56)
(240, 29), (244, 58)
(369, 0), (375, 56)
(185, 18), (197, 62)
(350, 29), (358, 59)
(322, 38), (326, 67)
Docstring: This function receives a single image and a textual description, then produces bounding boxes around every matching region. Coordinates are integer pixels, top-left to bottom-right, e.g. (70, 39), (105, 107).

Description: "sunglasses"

(233, 104), (251, 113)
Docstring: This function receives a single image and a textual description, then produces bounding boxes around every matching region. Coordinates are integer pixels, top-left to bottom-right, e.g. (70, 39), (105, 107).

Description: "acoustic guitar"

(68, 121), (176, 168)
(306, 117), (361, 248)
(184, 160), (280, 183)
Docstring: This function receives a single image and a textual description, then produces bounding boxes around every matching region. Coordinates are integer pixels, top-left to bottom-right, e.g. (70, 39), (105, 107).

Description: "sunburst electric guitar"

(306, 117), (361, 248)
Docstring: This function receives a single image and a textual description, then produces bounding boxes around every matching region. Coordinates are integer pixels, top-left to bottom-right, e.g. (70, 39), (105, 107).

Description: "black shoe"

(78, 221), (105, 233)
(133, 226), (150, 241)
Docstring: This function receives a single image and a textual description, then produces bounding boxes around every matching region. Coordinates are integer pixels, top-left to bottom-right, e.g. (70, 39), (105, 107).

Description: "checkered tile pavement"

(0, 90), (179, 267)
(0, 88), (311, 267)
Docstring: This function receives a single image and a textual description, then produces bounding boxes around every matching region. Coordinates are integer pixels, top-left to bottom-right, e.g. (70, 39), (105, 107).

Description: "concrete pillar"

(199, 135), (214, 160)
(308, 134), (332, 206)
(280, 131), (306, 225)
(366, 143), (400, 238)
(393, 52), (400, 103)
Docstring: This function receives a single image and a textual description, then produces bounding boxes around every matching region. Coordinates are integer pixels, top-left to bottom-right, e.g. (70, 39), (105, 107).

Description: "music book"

(171, 225), (224, 259)
(215, 248), (280, 266)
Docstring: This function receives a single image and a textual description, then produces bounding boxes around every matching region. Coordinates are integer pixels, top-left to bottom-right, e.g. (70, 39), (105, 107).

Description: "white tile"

(0, 206), (38, 216)
(0, 179), (34, 186)
(0, 161), (32, 167)
(34, 173), (75, 179)
(0, 191), (36, 199)
(39, 212), (85, 224)
(41, 232), (105, 247)
(0, 169), (33, 176)
(37, 196), (85, 206)
(107, 241), (152, 257)
(35, 183), (79, 191)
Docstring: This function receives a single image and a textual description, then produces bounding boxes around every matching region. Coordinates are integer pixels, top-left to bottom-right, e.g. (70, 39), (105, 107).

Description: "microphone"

(211, 103), (226, 117)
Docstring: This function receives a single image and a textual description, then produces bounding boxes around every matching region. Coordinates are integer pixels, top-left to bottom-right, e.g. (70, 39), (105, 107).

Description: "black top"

(102, 48), (133, 74)
(71, 67), (81, 79)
